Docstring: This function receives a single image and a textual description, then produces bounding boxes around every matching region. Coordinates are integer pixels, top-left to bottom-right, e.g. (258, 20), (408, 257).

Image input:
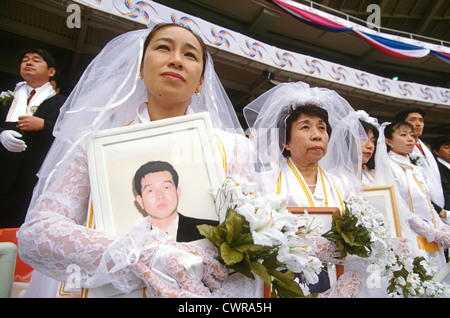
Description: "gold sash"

(277, 158), (344, 211)
(399, 163), (439, 253)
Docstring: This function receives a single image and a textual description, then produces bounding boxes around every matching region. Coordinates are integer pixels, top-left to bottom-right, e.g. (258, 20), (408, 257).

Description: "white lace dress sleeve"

(215, 130), (256, 182)
(17, 150), (127, 290)
(17, 148), (261, 297)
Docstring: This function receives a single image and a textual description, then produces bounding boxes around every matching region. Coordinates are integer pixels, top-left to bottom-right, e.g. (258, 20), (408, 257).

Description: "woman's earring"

(195, 87), (201, 96)
(139, 72), (143, 80)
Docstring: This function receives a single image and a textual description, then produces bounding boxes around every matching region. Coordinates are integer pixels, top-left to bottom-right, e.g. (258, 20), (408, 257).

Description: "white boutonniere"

(0, 90), (14, 105)
(408, 154), (423, 166)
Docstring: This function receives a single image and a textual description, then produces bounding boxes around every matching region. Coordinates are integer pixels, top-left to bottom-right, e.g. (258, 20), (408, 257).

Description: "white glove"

(408, 216), (450, 247)
(103, 223), (229, 296)
(0, 130), (27, 152)
(310, 230), (343, 265)
(134, 241), (228, 297)
(435, 230), (450, 248)
(408, 217), (436, 242)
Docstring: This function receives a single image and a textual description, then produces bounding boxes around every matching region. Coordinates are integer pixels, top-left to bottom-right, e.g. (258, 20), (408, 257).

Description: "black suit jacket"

(0, 93), (66, 224)
(176, 213), (219, 242)
(437, 160), (450, 211)
(0, 93), (66, 193)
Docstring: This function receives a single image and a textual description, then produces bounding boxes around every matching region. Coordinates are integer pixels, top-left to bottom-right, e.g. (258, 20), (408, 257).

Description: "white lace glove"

(408, 217), (450, 248)
(394, 237), (411, 258)
(102, 224), (228, 296)
(0, 130), (27, 152)
(318, 272), (362, 298)
(309, 231), (344, 265)
(434, 231), (450, 248)
(134, 253), (230, 298)
(135, 240), (229, 296)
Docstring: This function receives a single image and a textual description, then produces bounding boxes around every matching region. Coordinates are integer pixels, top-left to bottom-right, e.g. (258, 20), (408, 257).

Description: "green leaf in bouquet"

(344, 244), (370, 258)
(322, 210), (371, 259)
(197, 224), (224, 247)
(341, 231), (355, 246)
(235, 243), (272, 258)
(413, 256), (432, 280)
(270, 268), (306, 298)
(229, 254), (255, 280)
(249, 260), (271, 286)
(220, 241), (244, 266)
(224, 209), (245, 244)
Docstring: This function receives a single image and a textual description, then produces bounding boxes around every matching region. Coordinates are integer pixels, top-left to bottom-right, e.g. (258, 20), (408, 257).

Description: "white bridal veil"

(17, 22), (253, 297)
(244, 81), (367, 192)
(28, 23), (244, 210)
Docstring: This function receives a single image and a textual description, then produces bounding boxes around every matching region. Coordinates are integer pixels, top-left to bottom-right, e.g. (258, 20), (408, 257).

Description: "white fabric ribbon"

(6, 81), (56, 122)
(149, 244), (204, 288)
(411, 140), (445, 208)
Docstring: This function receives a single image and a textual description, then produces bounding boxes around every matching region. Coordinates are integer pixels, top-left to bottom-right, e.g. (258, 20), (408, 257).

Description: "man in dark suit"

(133, 161), (218, 242)
(0, 49), (66, 228)
(432, 136), (450, 221)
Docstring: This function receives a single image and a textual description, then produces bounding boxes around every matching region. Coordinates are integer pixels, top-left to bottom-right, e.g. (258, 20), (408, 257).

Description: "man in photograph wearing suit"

(0, 49), (66, 227)
(133, 160), (218, 242)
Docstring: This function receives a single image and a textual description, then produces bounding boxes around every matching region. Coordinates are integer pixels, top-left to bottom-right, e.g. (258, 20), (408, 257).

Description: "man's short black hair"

(395, 108), (425, 123)
(133, 161), (179, 196)
(20, 48), (57, 80)
(431, 135), (450, 152)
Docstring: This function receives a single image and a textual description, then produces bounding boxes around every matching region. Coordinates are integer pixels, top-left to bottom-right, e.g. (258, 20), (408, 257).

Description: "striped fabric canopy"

(271, 0), (351, 32)
(271, 0), (450, 62)
(353, 30), (430, 59)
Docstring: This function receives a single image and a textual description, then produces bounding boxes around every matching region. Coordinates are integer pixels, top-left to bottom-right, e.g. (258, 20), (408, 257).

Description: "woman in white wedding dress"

(244, 82), (372, 297)
(357, 111), (379, 187)
(17, 22), (258, 298)
(383, 121), (450, 274)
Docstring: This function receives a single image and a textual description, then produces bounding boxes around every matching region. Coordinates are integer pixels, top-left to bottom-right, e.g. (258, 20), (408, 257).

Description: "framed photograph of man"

(86, 112), (226, 237)
(362, 185), (402, 238)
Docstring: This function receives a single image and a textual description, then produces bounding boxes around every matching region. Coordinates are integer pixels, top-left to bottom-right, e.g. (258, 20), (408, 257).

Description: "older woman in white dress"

(244, 82), (369, 297)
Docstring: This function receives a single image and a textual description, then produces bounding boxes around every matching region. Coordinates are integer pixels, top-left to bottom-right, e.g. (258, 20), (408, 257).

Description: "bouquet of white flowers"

(385, 253), (450, 298)
(322, 196), (449, 297)
(322, 196), (387, 259)
(198, 175), (322, 297)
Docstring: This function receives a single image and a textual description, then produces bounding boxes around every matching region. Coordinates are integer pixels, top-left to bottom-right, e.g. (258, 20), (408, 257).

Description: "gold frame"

(362, 185), (402, 238)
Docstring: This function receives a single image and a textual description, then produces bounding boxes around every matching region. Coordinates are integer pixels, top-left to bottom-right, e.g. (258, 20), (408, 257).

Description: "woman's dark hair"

(142, 23), (207, 78)
(280, 104), (331, 158)
(360, 120), (379, 170)
(384, 121), (414, 152)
